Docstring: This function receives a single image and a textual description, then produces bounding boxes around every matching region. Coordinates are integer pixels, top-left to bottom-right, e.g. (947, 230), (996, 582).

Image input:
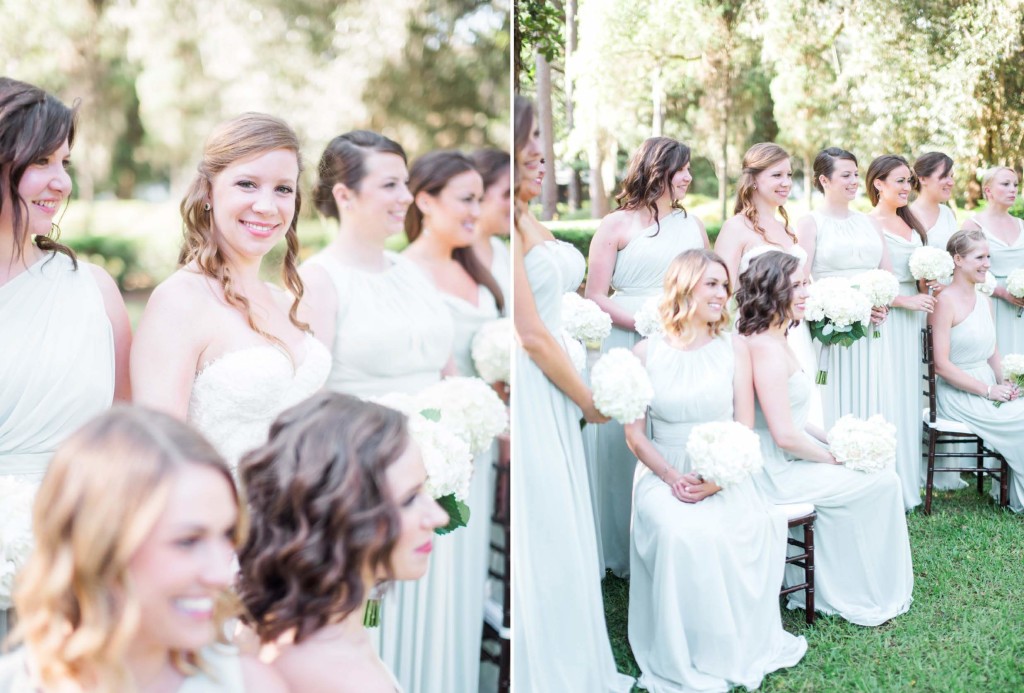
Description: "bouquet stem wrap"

(816, 344), (831, 385)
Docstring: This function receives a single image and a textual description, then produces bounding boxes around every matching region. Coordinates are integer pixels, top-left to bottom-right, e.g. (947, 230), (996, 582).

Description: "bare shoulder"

(82, 261), (120, 295)
(240, 655), (289, 693)
(744, 332), (784, 359)
(718, 214), (752, 238)
(593, 210), (633, 243)
(143, 269), (217, 320)
(633, 338), (649, 364)
(732, 333), (751, 359)
(961, 215), (982, 231)
(795, 214), (818, 235)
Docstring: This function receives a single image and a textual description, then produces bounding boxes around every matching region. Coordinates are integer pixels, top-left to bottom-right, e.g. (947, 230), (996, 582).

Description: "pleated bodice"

(810, 211), (883, 278)
(610, 210), (703, 299)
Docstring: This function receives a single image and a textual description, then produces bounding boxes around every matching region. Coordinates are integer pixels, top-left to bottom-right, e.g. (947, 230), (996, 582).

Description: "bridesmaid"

(583, 136), (708, 577)
(299, 132), (457, 693)
(403, 150), (502, 689)
(930, 229), (1024, 512)
(910, 152), (958, 251)
(796, 147), (888, 426)
(866, 154), (936, 511)
(0, 406), (285, 692)
(739, 251), (914, 626)
(237, 393), (449, 691)
(512, 95), (632, 692)
(131, 113), (329, 465)
(626, 249), (806, 692)
(470, 148), (511, 311)
(962, 167), (1024, 355)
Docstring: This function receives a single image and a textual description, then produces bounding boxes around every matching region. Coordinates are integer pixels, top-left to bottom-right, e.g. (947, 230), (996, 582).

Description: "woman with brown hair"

(237, 392), (448, 691)
(0, 406), (286, 692)
(739, 252), (913, 626)
(626, 248), (805, 692)
(131, 113), (329, 466)
(582, 136), (709, 578)
(469, 147), (511, 310)
(910, 152), (958, 251)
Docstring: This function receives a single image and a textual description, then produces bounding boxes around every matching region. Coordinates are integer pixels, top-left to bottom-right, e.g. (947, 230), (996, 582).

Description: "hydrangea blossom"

(418, 377), (508, 455)
(686, 421), (763, 488)
(590, 348), (654, 424)
(0, 477), (37, 609)
(908, 246), (954, 283)
(562, 292), (612, 344)
(471, 318), (511, 384)
(633, 296), (663, 338)
(827, 415), (897, 473)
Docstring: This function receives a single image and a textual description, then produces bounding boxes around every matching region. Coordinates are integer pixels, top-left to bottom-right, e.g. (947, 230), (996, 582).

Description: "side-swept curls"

(236, 392), (410, 644)
(658, 248), (731, 345)
(735, 251), (802, 335)
(616, 137), (691, 234)
(734, 143), (796, 244)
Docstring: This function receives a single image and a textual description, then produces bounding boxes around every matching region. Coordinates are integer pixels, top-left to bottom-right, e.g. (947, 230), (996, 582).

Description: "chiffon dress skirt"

(880, 231), (924, 510)
(808, 211), (887, 427)
(936, 295), (1024, 512)
(583, 210), (704, 577)
(752, 371), (914, 626)
(513, 240), (633, 692)
(629, 334), (806, 693)
(978, 220), (1024, 356)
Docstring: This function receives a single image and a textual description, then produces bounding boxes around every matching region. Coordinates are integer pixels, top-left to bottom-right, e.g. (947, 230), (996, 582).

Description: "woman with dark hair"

(0, 406), (286, 692)
(582, 136), (709, 577)
(470, 148), (511, 311)
(626, 249), (805, 692)
(132, 113), (329, 466)
(929, 229), (1024, 511)
(962, 167), (1024, 355)
(738, 252), (913, 626)
(910, 152), (958, 251)
(512, 95), (632, 692)
(237, 392), (448, 691)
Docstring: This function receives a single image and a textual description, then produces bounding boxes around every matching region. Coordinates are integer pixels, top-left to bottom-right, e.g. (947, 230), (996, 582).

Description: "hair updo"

(312, 130), (407, 220)
(812, 147), (858, 193)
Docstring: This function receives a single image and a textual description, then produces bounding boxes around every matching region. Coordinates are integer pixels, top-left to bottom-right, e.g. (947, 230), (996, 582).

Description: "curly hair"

(615, 137), (690, 234)
(735, 251), (802, 335)
(865, 154), (927, 244)
(658, 249), (731, 345)
(312, 130), (407, 220)
(236, 391), (409, 644)
(733, 143), (796, 244)
(11, 406), (242, 693)
(0, 77), (78, 266)
(178, 112), (307, 344)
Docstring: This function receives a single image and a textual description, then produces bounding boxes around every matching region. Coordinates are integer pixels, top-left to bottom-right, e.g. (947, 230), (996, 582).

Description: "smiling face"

(384, 441), (449, 581)
(788, 269), (810, 321)
(128, 464), (238, 654)
(690, 260), (729, 324)
(517, 120), (543, 202)
(917, 165), (954, 203)
(343, 151), (414, 241)
(0, 138), (72, 239)
(954, 239), (992, 284)
(753, 159), (792, 206)
(669, 163), (693, 203)
(985, 169), (1019, 208)
(209, 148), (298, 263)
(874, 164), (913, 208)
(821, 158), (859, 203)
(479, 169), (510, 237)
(416, 169), (484, 249)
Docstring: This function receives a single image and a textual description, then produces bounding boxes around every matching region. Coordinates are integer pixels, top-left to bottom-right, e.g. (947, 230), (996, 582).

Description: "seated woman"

(625, 248), (806, 692)
(930, 228), (1024, 511)
(0, 406), (285, 692)
(236, 391), (448, 692)
(738, 251), (914, 626)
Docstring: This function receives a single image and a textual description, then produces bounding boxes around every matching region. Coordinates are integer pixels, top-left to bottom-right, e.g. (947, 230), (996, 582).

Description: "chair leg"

(924, 429), (938, 515)
(804, 521), (815, 625)
(977, 438), (985, 495)
(1000, 459), (1010, 508)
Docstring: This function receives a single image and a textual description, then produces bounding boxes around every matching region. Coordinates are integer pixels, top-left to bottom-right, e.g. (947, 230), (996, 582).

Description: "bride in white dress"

(738, 251), (914, 626)
(626, 249), (806, 692)
(512, 96), (633, 692)
(237, 393), (449, 693)
(131, 113), (330, 464)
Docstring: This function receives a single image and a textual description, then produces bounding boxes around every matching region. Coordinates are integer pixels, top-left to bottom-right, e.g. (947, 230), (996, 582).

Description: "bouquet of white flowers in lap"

(804, 277), (873, 384)
(562, 292), (612, 346)
(1006, 268), (1024, 317)
(852, 269), (899, 338)
(826, 414), (896, 473)
(633, 296), (663, 338)
(0, 476), (37, 609)
(994, 353), (1024, 408)
(909, 246), (954, 291)
(590, 348), (654, 424)
(471, 318), (511, 385)
(685, 421), (764, 488)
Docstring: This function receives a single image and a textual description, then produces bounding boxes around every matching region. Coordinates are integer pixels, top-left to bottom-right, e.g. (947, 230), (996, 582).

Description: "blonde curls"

(658, 249), (731, 345)
(733, 143), (796, 244)
(11, 406), (244, 692)
(178, 113), (309, 345)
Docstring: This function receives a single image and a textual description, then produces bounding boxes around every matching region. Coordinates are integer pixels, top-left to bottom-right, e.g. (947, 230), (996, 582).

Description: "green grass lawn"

(604, 484), (1024, 692)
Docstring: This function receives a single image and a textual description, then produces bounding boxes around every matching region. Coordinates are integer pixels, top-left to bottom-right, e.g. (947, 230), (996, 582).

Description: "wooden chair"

(920, 326), (1009, 514)
(777, 503), (816, 625)
(480, 434), (510, 691)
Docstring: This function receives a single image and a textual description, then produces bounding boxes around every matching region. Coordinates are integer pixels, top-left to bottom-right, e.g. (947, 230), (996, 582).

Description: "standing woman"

(866, 154), (936, 511)
(582, 136), (708, 578)
(403, 150), (502, 689)
(512, 96), (633, 692)
(626, 249), (806, 692)
(962, 167), (1024, 355)
(470, 148), (511, 311)
(911, 152), (958, 251)
(796, 147), (888, 426)
(131, 113), (330, 466)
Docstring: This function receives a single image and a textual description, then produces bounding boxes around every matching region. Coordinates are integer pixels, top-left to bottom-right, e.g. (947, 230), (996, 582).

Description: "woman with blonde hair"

(626, 248), (806, 692)
(962, 166), (1024, 355)
(0, 406), (286, 692)
(131, 113), (330, 465)
(582, 136), (709, 578)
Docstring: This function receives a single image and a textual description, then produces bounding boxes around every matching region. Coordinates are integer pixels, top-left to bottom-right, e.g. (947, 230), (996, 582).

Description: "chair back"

(921, 326), (938, 424)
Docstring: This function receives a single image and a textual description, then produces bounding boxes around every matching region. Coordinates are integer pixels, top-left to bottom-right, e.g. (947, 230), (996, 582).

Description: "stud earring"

(204, 202), (211, 212)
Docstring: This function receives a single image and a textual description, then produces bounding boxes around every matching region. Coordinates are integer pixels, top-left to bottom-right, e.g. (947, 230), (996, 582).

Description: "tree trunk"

(535, 52), (558, 220)
(719, 128), (729, 223)
(589, 133), (609, 218)
(652, 65), (663, 136)
(565, 0), (579, 212)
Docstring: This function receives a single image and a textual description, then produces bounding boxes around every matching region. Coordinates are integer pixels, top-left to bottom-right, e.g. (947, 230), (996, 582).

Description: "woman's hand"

(925, 280), (945, 296)
(668, 472), (721, 503)
(895, 293), (937, 313)
(987, 382), (1018, 403)
(870, 305), (889, 325)
(581, 395), (610, 424)
(994, 286), (1024, 308)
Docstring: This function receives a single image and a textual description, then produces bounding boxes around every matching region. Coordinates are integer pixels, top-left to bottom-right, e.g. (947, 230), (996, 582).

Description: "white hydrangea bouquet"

(909, 246), (954, 293)
(994, 353), (1024, 408)
(418, 377), (509, 455)
(590, 348), (654, 424)
(471, 318), (511, 384)
(1005, 268), (1024, 317)
(562, 292), (612, 347)
(0, 477), (37, 609)
(685, 421), (763, 488)
(633, 296), (663, 338)
(826, 414), (896, 473)
(852, 269), (899, 338)
(804, 277), (873, 384)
